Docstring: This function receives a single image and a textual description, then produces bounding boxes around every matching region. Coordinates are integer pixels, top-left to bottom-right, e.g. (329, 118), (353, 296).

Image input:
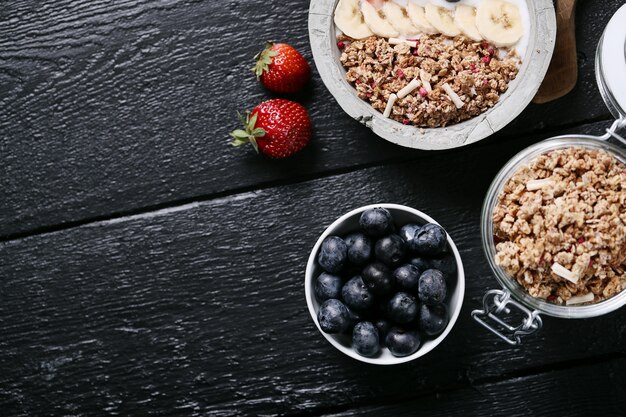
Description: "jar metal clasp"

(605, 117), (626, 145)
(471, 289), (543, 345)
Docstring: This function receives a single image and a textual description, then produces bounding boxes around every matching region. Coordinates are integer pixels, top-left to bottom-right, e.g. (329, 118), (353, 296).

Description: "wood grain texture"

(324, 358), (626, 417)
(534, 0), (578, 103)
(2, 128), (626, 415)
(0, 0), (623, 237)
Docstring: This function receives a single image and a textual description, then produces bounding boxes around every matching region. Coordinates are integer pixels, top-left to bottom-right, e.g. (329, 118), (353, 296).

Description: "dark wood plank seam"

(0, 115), (614, 243)
(297, 352), (626, 417)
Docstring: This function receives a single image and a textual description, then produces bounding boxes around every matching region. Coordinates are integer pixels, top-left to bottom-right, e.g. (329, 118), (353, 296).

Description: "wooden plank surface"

(0, 0), (622, 238)
(2, 133), (626, 415)
(324, 358), (626, 417)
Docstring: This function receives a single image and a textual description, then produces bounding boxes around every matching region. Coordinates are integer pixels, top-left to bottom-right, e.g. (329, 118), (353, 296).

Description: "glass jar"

(472, 4), (626, 345)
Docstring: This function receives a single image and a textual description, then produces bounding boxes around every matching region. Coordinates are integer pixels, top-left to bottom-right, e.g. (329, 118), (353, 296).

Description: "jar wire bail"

(471, 289), (543, 346)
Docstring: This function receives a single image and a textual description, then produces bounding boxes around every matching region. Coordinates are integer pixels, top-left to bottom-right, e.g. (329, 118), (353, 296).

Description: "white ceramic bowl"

(305, 203), (466, 365)
(308, 0), (556, 150)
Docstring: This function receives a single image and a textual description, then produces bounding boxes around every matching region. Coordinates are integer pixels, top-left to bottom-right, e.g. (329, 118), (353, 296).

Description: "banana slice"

(476, 0), (524, 47)
(361, 0), (400, 38)
(454, 5), (482, 41)
(407, 3), (438, 35)
(382, 1), (419, 37)
(334, 0), (374, 39)
(424, 4), (460, 37)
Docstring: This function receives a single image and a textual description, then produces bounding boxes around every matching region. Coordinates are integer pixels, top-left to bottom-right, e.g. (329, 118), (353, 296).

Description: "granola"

(339, 35), (520, 128)
(492, 147), (626, 305)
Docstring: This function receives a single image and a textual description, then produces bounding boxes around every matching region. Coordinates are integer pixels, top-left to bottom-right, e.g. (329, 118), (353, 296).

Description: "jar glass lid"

(596, 4), (626, 119)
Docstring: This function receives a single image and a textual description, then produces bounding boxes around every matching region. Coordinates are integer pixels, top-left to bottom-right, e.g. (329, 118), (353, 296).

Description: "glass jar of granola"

(472, 4), (626, 345)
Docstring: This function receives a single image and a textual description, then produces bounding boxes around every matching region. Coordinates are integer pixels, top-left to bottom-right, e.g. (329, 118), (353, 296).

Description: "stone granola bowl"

(308, 0), (556, 150)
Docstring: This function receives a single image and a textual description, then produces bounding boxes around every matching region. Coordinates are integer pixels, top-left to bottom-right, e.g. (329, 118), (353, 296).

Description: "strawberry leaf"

(252, 42), (278, 79)
(230, 110), (264, 154)
(252, 128), (266, 137)
(231, 137), (248, 147)
(248, 137), (259, 153)
(230, 129), (249, 139)
(248, 112), (258, 128)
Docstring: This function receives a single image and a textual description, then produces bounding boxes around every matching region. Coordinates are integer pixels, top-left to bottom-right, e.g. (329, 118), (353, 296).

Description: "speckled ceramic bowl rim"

(308, 0), (556, 150)
(304, 203), (466, 365)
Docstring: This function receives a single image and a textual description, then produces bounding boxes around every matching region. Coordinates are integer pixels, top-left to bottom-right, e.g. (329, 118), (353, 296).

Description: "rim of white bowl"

(308, 0), (556, 150)
(304, 203), (466, 365)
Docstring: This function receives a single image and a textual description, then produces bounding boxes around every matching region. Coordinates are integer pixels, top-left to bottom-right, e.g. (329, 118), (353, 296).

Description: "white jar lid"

(597, 4), (626, 119)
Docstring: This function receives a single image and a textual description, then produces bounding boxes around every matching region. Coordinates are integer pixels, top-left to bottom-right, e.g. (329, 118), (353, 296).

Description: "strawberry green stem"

(230, 112), (266, 153)
(252, 42), (278, 80)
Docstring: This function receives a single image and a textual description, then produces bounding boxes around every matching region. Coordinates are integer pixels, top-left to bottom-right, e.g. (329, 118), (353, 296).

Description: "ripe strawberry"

(230, 99), (312, 158)
(253, 42), (310, 94)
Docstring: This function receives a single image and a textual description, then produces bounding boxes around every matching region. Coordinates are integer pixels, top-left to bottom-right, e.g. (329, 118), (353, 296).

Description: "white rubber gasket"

(599, 4), (626, 118)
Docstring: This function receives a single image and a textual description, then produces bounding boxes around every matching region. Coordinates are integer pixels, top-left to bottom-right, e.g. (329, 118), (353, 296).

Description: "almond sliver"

(389, 38), (417, 48)
(565, 293), (594, 305)
(397, 79), (420, 99)
(526, 179), (554, 191)
(442, 83), (463, 109)
(551, 262), (579, 284)
(383, 93), (397, 118)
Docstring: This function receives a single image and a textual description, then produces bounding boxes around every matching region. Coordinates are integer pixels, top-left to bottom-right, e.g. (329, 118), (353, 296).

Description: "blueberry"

(317, 299), (350, 334)
(343, 306), (363, 334)
(387, 292), (418, 324)
(360, 208), (393, 237)
(318, 236), (348, 273)
(385, 327), (421, 357)
(314, 272), (343, 302)
(362, 262), (394, 297)
(375, 234), (407, 267)
(352, 321), (380, 357)
(399, 223), (421, 245)
(343, 263), (363, 280)
(419, 303), (449, 336)
(418, 269), (447, 305)
(409, 257), (430, 272)
(428, 254), (457, 281)
(374, 319), (391, 344)
(393, 264), (421, 292)
(411, 223), (447, 256)
(342, 276), (375, 311)
(344, 233), (373, 265)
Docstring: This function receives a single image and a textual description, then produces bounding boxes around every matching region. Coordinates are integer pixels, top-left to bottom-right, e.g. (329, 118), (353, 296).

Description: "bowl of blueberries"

(305, 204), (465, 365)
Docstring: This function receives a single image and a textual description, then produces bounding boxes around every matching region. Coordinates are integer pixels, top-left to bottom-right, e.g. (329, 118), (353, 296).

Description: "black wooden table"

(1, 1), (625, 416)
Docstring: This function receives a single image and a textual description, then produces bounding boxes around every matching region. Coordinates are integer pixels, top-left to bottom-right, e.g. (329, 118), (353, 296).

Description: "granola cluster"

(339, 35), (520, 128)
(493, 147), (626, 305)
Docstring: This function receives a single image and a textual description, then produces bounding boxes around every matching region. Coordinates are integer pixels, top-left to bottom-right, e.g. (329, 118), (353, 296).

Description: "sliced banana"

(454, 5), (482, 42)
(361, 0), (400, 38)
(424, 4), (460, 37)
(382, 1), (419, 37)
(476, 0), (524, 47)
(407, 3), (438, 35)
(334, 0), (374, 39)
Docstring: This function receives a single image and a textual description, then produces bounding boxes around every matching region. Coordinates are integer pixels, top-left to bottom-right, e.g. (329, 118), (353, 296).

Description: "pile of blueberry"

(314, 207), (457, 358)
